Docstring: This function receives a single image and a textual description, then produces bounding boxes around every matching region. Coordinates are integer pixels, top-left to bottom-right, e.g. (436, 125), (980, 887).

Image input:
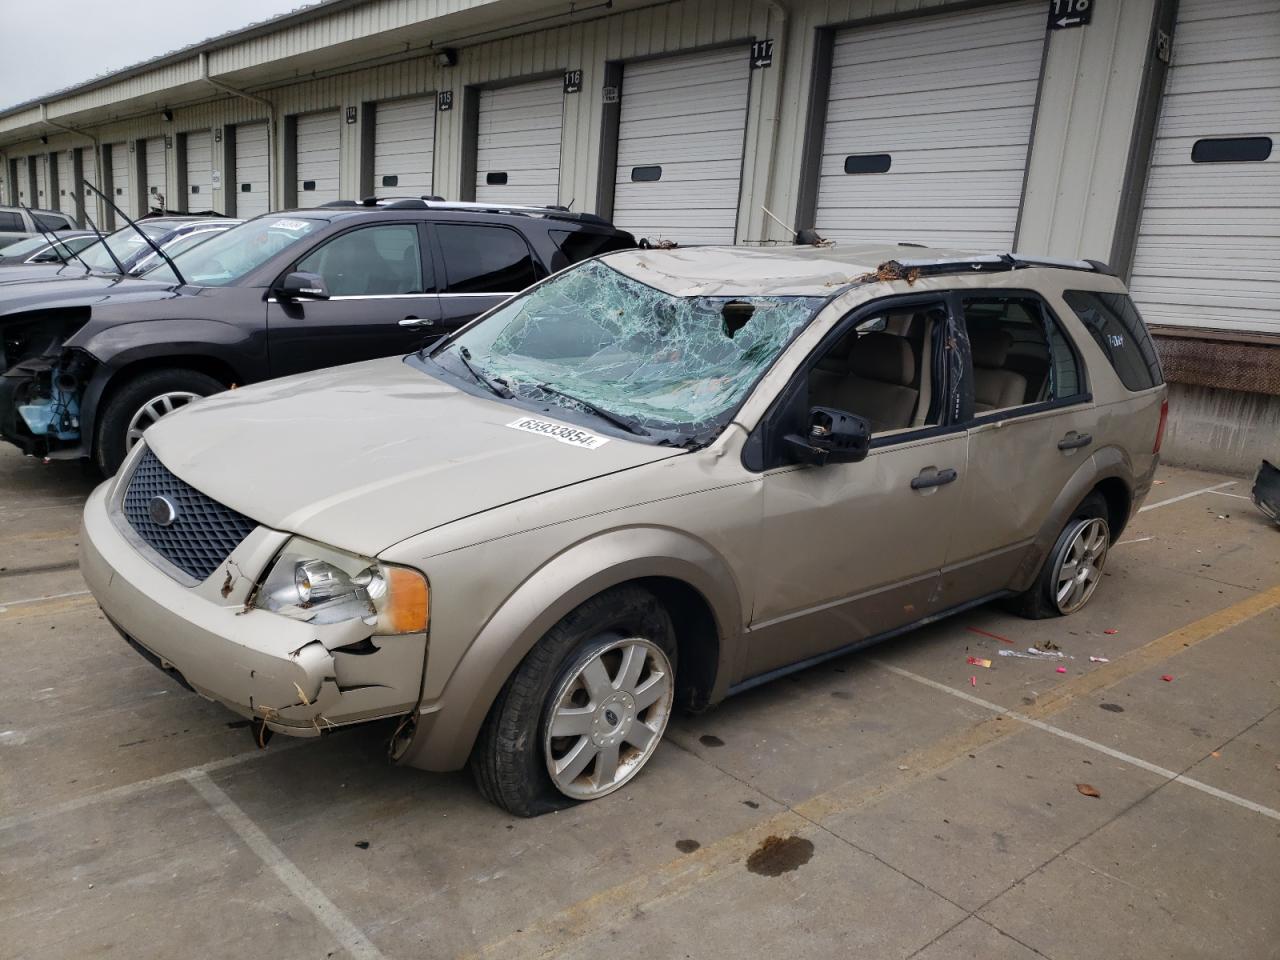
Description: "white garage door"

(80, 148), (97, 216)
(109, 142), (132, 222)
(145, 136), (167, 210)
(612, 46), (751, 246)
(184, 130), (213, 211)
(374, 96), (435, 198)
(1129, 0), (1280, 335)
(296, 112), (341, 206)
(15, 156), (29, 205)
(57, 151), (76, 217)
(234, 122), (270, 218)
(35, 154), (48, 208)
(475, 78), (563, 206)
(815, 1), (1045, 248)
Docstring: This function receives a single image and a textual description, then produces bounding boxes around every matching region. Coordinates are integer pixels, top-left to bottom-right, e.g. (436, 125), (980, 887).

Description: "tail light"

(1153, 397), (1169, 454)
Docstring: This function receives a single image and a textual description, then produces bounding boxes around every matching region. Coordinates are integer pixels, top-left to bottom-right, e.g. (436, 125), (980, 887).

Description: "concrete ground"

(1, 447), (1277, 960)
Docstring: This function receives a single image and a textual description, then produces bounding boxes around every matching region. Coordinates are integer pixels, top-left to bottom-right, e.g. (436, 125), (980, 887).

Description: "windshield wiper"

(528, 382), (650, 437)
(453, 346), (513, 399)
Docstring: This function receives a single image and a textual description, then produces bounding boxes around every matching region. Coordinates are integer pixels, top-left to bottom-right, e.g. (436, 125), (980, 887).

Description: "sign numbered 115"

(1048, 0), (1093, 30)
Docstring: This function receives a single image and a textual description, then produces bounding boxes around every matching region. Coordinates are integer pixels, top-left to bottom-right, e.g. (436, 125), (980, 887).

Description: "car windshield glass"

(130, 229), (225, 275)
(441, 259), (822, 439)
(0, 236), (55, 258)
(78, 223), (171, 272)
(141, 216), (323, 286)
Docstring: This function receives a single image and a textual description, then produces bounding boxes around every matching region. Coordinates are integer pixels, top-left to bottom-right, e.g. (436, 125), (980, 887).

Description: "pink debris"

(1161, 674), (1174, 682)
(1104, 629), (1119, 635)
(970, 676), (977, 687)
(1056, 666), (1068, 674)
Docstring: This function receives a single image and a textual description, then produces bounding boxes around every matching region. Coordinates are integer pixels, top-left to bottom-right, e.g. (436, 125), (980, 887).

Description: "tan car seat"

(970, 330), (1028, 413)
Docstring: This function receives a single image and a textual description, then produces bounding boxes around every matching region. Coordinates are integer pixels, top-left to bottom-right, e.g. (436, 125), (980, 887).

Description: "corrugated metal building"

(0, 0), (1275, 471)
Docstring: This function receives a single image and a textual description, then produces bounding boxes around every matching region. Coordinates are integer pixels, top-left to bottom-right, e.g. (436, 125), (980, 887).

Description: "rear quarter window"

(1061, 290), (1163, 391)
(548, 228), (635, 265)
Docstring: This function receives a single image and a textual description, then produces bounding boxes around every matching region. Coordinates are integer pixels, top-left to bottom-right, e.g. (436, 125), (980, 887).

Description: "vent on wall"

(486, 172), (508, 185)
(631, 165), (662, 182)
(844, 154), (892, 174)
(382, 175), (399, 187)
(1191, 137), (1272, 163)
(302, 180), (317, 191)
(241, 183), (251, 193)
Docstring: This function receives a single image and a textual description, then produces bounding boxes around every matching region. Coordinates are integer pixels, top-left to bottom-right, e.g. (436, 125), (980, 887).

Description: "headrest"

(970, 329), (1012, 368)
(848, 333), (914, 386)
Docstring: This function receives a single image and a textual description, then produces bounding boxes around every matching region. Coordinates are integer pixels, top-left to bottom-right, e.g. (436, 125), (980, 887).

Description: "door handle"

(399, 316), (434, 327)
(1057, 432), (1093, 451)
(910, 467), (958, 490)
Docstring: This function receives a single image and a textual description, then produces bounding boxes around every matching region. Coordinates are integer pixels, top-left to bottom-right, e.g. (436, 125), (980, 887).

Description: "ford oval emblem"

(148, 495), (178, 527)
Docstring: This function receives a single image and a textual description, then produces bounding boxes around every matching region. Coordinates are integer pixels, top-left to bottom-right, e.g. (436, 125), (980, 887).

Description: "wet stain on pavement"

(699, 734), (725, 748)
(830, 690), (853, 700)
(1099, 703), (1125, 713)
(675, 839), (701, 854)
(746, 835), (814, 877)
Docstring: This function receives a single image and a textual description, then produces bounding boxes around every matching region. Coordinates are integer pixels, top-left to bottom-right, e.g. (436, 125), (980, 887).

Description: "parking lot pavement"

(1, 447), (1277, 960)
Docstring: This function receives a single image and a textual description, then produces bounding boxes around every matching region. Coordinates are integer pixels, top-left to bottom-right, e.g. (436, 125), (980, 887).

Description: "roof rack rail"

(886, 254), (1108, 279)
(319, 199), (359, 208)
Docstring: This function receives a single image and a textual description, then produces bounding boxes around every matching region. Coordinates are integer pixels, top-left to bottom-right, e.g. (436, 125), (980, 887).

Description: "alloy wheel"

(125, 391), (202, 450)
(543, 636), (674, 800)
(1052, 517), (1110, 614)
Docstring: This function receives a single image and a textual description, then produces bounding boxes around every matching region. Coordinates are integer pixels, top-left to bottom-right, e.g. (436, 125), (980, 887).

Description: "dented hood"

(0, 273), (174, 316)
(144, 356), (683, 557)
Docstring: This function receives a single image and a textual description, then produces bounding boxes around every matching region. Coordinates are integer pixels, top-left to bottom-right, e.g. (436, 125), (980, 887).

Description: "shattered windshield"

(439, 259), (823, 440)
(141, 216), (323, 286)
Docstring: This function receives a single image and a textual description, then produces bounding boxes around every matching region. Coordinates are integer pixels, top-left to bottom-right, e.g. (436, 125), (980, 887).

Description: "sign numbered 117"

(1048, 0), (1093, 30)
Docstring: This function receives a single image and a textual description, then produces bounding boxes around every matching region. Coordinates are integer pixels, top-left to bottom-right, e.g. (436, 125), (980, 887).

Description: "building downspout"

(41, 104), (102, 226)
(199, 51), (277, 211)
(761, 0), (789, 243)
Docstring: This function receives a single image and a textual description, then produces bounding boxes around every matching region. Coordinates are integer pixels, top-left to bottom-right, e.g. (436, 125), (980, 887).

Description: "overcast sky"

(3, 0), (313, 110)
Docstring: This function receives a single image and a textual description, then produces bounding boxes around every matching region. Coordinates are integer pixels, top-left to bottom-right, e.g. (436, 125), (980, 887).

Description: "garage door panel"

(816, 0), (1043, 250)
(109, 143), (132, 219)
(57, 153), (76, 217)
(475, 79), (562, 206)
(611, 46), (750, 246)
(184, 131), (213, 211)
(296, 112), (341, 205)
(374, 96), (434, 197)
(1129, 0), (1279, 333)
(234, 122), (269, 218)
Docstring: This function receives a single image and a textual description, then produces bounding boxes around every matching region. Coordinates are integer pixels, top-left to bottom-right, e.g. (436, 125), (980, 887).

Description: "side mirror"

(783, 406), (871, 466)
(278, 271), (330, 301)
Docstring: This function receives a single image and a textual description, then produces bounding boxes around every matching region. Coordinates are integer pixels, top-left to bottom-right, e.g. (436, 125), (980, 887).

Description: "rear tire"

(1010, 493), (1110, 620)
(94, 369), (224, 475)
(470, 585), (677, 817)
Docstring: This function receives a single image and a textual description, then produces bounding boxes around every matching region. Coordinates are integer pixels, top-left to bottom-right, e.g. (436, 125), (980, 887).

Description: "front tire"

(1012, 493), (1110, 619)
(470, 585), (677, 817)
(95, 369), (224, 475)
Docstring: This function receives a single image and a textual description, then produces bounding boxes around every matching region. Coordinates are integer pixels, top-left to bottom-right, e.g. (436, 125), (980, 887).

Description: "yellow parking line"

(465, 582), (1280, 960)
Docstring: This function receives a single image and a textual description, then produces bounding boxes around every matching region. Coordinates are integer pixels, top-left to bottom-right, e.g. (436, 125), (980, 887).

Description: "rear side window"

(34, 213), (71, 231)
(1061, 290), (1163, 391)
(548, 228), (634, 265)
(0, 212), (23, 231)
(437, 223), (538, 294)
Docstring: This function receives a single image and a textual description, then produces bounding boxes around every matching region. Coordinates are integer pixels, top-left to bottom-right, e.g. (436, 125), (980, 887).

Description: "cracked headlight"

(256, 537), (429, 635)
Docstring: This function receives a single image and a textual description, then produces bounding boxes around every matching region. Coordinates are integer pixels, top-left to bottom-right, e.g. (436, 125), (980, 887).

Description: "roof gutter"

(199, 52), (276, 212)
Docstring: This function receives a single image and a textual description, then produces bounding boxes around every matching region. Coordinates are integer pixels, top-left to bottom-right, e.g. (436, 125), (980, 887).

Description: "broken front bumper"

(80, 483), (427, 736)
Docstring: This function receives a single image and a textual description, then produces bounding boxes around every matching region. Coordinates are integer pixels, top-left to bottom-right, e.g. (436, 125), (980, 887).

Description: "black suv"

(0, 200), (634, 473)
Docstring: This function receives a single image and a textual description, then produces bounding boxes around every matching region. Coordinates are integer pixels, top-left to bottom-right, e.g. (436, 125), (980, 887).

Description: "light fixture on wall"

(39, 135), (48, 144)
(434, 47), (458, 68)
(162, 108), (174, 122)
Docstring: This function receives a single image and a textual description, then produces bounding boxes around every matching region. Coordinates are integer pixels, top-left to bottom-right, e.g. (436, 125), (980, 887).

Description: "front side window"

(962, 297), (1084, 415)
(438, 259), (822, 440)
(33, 213), (71, 231)
(295, 224), (426, 297)
(1061, 290), (1163, 392)
(437, 223), (538, 294)
(143, 216), (324, 286)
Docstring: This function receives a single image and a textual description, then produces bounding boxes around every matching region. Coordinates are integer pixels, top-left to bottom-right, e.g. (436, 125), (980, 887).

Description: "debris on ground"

(970, 675), (978, 687)
(1104, 629), (1119, 635)
(1076, 783), (1101, 798)
(1161, 675), (1174, 682)
(967, 656), (992, 668)
(1056, 666), (1068, 674)
(1090, 656), (1111, 663)
(1038, 639), (1061, 652)
(967, 626), (1014, 644)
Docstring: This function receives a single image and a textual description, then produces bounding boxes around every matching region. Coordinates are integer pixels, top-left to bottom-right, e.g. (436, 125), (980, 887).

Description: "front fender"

(74, 318), (264, 449)
(1009, 443), (1134, 592)
(398, 525), (744, 772)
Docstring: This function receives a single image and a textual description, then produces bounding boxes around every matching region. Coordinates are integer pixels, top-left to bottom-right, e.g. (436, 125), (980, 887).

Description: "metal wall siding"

(1129, 0), (1280, 334)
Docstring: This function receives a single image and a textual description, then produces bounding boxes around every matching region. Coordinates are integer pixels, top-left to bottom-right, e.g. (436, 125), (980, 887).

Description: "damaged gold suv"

(80, 244), (1167, 815)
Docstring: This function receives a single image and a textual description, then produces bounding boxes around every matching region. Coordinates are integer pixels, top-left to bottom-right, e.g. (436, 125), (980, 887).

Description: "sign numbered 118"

(1048, 0), (1093, 30)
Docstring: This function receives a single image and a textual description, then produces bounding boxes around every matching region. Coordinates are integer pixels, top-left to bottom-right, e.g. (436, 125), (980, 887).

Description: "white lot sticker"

(507, 417), (610, 449)
(270, 218), (310, 232)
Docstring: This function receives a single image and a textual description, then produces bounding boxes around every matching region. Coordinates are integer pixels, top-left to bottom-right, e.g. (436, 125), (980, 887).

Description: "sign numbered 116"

(1048, 0), (1093, 30)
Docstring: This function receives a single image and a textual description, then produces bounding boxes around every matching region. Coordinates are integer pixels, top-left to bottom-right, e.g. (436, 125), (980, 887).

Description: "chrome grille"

(122, 448), (256, 581)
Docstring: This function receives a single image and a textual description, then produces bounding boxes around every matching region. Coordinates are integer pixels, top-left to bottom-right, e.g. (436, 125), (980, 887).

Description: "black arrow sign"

(1047, 0), (1093, 30)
